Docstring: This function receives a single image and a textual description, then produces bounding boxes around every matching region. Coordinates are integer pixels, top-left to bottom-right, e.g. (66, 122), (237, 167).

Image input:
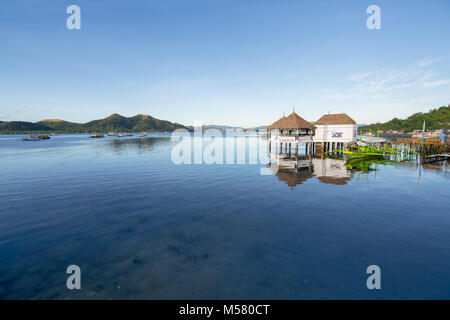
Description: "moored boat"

(22, 135), (40, 141)
(325, 142), (417, 163)
(91, 133), (104, 138)
(107, 125), (116, 136)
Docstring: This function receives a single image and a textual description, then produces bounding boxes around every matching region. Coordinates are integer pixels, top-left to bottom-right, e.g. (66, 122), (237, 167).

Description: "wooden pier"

(390, 138), (449, 159)
(423, 154), (450, 163)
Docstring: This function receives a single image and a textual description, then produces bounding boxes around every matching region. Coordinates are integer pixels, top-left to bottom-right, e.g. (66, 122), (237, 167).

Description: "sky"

(0, 0), (449, 127)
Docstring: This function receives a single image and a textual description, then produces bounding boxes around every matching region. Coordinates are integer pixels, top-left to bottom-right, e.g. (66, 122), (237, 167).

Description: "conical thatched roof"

(268, 112), (314, 130)
(315, 113), (356, 125)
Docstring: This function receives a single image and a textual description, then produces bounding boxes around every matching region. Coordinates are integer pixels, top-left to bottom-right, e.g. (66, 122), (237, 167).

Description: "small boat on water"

(22, 135), (51, 141)
(325, 140), (417, 163)
(107, 125), (116, 136)
(23, 135), (40, 141)
(126, 133), (133, 136)
(139, 132), (148, 138)
(91, 133), (104, 138)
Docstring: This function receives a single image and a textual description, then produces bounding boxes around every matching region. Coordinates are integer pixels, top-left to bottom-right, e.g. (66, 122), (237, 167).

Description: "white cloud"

(422, 79), (450, 87)
(348, 72), (372, 82)
(314, 57), (450, 124)
(416, 57), (440, 68)
(326, 57), (450, 101)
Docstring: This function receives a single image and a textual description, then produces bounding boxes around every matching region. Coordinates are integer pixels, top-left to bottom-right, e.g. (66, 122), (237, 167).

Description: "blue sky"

(0, 0), (449, 127)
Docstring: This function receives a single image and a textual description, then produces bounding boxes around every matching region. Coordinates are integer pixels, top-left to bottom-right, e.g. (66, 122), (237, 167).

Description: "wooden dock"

(389, 138), (449, 159)
(423, 153), (450, 163)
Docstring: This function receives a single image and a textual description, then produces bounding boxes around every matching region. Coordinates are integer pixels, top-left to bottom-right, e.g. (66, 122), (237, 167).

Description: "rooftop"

(268, 111), (314, 130)
(315, 113), (356, 125)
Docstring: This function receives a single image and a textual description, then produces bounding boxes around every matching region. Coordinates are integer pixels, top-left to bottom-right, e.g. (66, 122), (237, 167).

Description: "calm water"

(0, 134), (449, 299)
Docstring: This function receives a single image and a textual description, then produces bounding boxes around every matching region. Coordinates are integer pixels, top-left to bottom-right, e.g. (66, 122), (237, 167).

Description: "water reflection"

(268, 154), (449, 188)
(421, 161), (449, 180)
(267, 155), (355, 188)
(105, 137), (170, 152)
(270, 157), (314, 187)
(344, 157), (389, 172)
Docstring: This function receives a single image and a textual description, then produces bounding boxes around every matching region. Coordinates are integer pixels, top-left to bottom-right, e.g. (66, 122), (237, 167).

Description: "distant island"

(360, 105), (450, 132)
(0, 113), (191, 134)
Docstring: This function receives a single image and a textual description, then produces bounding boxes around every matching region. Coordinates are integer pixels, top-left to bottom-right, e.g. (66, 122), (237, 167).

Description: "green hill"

(0, 114), (191, 134)
(83, 114), (189, 132)
(360, 105), (450, 132)
(38, 119), (84, 132)
(0, 121), (53, 134)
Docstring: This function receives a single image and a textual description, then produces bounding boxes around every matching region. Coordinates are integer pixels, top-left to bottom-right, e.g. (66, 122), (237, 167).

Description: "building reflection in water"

(267, 154), (354, 188)
(268, 154), (449, 188)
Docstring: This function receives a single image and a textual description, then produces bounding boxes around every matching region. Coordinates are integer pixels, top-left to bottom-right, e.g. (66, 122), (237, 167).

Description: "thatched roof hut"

(268, 111), (314, 131)
(315, 113), (356, 125)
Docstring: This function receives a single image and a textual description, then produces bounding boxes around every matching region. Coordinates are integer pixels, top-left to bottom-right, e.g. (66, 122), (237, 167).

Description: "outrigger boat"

(325, 141), (417, 163)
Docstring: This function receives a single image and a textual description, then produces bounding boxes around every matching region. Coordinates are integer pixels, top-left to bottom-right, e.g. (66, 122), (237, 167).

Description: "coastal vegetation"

(0, 113), (191, 134)
(360, 105), (450, 132)
(0, 121), (53, 133)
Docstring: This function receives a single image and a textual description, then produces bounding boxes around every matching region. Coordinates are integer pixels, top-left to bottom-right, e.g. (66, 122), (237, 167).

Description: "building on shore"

(267, 110), (357, 156)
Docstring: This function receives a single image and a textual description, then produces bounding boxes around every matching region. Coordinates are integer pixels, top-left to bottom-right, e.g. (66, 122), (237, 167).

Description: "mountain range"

(0, 113), (191, 134)
(2, 104), (449, 134)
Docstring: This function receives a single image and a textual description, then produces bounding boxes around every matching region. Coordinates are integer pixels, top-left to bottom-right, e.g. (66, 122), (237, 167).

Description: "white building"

(312, 113), (357, 143)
